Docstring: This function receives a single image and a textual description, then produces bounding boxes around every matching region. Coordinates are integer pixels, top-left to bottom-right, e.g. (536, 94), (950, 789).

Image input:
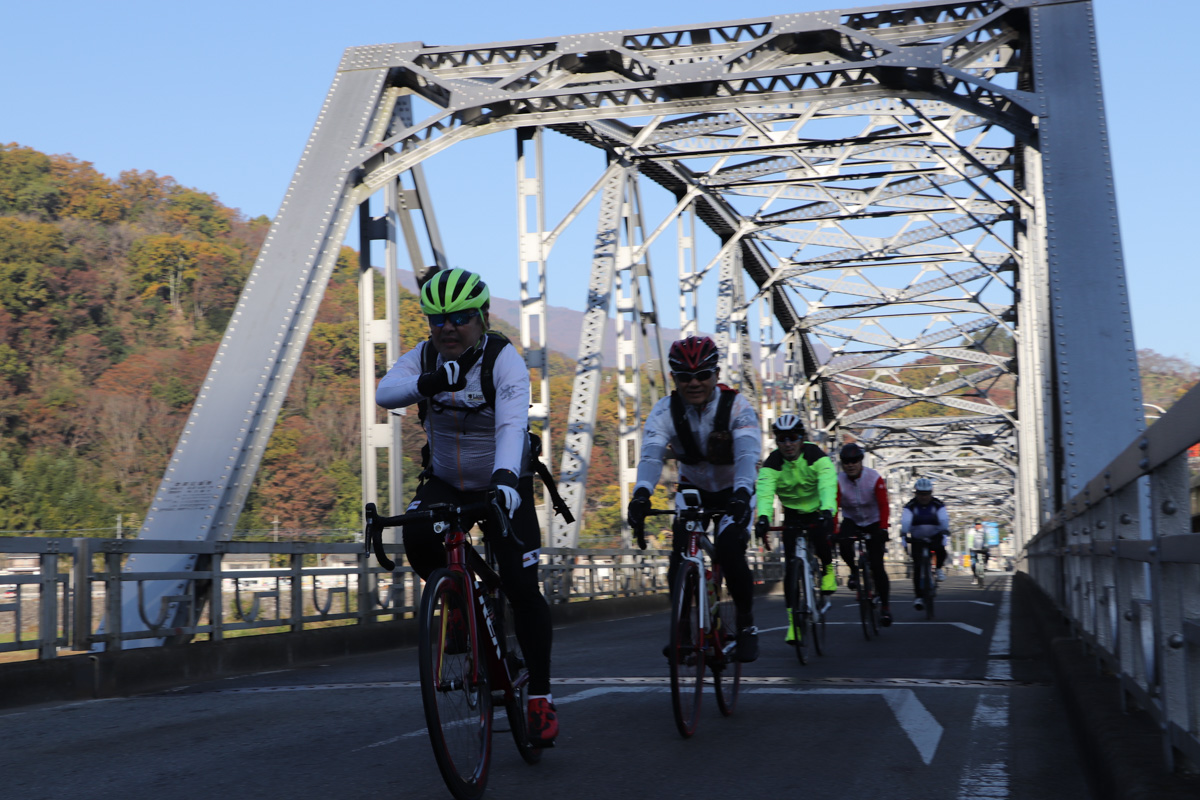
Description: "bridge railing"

(1026, 381), (1200, 771)
(0, 539), (784, 657)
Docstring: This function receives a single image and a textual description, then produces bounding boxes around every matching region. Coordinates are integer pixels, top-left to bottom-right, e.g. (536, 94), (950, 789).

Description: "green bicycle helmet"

(419, 268), (490, 315)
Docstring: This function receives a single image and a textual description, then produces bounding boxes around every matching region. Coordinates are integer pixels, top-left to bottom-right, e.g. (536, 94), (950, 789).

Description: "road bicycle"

(908, 535), (938, 620)
(971, 549), (988, 587)
(637, 489), (741, 738)
(364, 495), (540, 800)
(847, 529), (881, 640)
(769, 520), (828, 665)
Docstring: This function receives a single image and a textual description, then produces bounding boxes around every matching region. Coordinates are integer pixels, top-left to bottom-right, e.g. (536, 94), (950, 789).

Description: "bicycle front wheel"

(858, 554), (876, 640)
(792, 557), (810, 665)
(669, 563), (705, 738)
(712, 581), (741, 717)
(419, 570), (492, 800)
(497, 593), (541, 765)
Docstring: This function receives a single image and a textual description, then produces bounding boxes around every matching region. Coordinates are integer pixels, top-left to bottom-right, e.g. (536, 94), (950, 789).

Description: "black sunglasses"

(672, 369), (715, 384)
(428, 309), (480, 327)
(774, 433), (801, 443)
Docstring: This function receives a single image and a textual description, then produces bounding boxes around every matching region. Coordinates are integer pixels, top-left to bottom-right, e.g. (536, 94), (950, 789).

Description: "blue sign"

(984, 521), (1000, 546)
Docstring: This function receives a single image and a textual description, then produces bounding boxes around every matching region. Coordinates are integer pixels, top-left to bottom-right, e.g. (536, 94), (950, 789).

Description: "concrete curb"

(1017, 571), (1199, 800)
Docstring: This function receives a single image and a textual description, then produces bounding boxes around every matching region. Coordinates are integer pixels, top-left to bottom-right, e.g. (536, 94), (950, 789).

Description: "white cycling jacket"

(634, 386), (761, 495)
(376, 341), (529, 491)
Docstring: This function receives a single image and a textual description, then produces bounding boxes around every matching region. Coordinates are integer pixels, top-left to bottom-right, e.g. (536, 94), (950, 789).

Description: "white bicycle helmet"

(772, 413), (803, 435)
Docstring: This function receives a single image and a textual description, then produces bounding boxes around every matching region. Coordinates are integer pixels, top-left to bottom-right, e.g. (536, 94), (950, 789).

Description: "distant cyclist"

(754, 413), (837, 644)
(627, 335), (764, 662)
(834, 442), (892, 626)
(375, 267), (557, 747)
(899, 477), (950, 611)
(969, 520), (990, 573)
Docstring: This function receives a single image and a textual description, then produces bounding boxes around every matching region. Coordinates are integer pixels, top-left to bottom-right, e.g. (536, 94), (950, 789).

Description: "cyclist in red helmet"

(627, 335), (764, 661)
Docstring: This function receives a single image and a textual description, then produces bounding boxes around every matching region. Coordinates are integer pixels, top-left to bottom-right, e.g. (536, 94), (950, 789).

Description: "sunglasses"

(672, 369), (715, 384)
(842, 458), (863, 465)
(428, 309), (480, 327)
(775, 433), (801, 443)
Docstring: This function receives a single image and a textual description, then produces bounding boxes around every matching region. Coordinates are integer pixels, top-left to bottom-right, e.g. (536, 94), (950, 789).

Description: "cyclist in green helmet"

(376, 267), (558, 747)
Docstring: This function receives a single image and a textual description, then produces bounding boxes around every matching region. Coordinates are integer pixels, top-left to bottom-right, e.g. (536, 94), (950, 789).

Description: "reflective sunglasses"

(775, 433), (801, 443)
(427, 309), (480, 327)
(672, 369), (715, 384)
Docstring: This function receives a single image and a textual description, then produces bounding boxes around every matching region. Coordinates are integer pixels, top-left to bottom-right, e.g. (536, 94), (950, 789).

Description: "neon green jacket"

(755, 443), (837, 516)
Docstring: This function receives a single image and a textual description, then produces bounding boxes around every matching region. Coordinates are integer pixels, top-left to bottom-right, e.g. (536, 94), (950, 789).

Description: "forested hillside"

(0, 143), (1194, 540)
(0, 143), (628, 540)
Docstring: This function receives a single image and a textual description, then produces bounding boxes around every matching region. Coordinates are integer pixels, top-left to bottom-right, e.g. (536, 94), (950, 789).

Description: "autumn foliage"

(0, 143), (631, 540)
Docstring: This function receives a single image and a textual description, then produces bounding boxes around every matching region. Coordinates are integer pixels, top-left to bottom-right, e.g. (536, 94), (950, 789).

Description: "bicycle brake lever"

(490, 496), (511, 537)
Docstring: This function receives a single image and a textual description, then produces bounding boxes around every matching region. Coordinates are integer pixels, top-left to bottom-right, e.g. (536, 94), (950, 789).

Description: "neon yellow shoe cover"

(821, 564), (838, 592)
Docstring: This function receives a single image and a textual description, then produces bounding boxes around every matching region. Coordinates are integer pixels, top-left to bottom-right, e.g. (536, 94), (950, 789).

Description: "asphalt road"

(0, 572), (1093, 799)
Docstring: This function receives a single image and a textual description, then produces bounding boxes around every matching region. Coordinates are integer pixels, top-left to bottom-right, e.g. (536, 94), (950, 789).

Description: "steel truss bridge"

(125, 0), (1144, 604)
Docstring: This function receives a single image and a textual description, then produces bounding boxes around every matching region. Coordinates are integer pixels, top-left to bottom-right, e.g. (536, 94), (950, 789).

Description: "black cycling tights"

(780, 508), (832, 611)
(665, 486), (754, 625)
(835, 519), (890, 604)
(401, 475), (553, 695)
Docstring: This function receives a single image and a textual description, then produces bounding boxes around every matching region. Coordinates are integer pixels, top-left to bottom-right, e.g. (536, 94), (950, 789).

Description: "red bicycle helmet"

(668, 335), (720, 373)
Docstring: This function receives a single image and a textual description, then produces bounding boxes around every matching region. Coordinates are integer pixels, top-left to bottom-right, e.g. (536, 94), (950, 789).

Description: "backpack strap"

(669, 392), (705, 464)
(478, 331), (508, 409)
(714, 388), (735, 431)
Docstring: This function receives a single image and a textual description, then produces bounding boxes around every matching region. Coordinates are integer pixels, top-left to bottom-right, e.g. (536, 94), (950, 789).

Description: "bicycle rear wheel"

(497, 593), (542, 765)
(792, 558), (810, 665)
(712, 581), (741, 717)
(924, 557), (936, 620)
(669, 563), (705, 738)
(811, 562), (827, 656)
(419, 569), (492, 800)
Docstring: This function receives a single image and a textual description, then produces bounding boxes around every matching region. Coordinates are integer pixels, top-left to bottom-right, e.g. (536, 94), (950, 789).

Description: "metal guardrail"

(0, 538), (784, 657)
(1026, 381), (1200, 772)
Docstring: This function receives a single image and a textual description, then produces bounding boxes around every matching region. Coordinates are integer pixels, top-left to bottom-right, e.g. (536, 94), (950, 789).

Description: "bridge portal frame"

(119, 0), (1144, 642)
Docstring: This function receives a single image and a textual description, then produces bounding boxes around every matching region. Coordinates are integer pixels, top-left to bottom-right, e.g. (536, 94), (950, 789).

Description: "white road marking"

(891, 622), (983, 635)
(838, 601), (995, 608)
(760, 621), (983, 634)
(755, 687), (943, 764)
(987, 575), (1013, 680)
(955, 692), (1011, 799)
(357, 684), (948, 758)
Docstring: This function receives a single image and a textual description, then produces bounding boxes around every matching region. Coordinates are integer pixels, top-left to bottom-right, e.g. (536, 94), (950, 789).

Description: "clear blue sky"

(3, 0), (1194, 363)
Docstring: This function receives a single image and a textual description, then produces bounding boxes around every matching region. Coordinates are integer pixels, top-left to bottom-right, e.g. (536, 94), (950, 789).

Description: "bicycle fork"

(683, 551), (708, 634)
(795, 539), (819, 618)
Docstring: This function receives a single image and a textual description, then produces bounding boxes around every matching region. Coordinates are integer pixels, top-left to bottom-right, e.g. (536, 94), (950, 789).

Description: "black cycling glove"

(416, 344), (484, 397)
(627, 487), (652, 550)
(725, 488), (753, 531)
(754, 515), (770, 542)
